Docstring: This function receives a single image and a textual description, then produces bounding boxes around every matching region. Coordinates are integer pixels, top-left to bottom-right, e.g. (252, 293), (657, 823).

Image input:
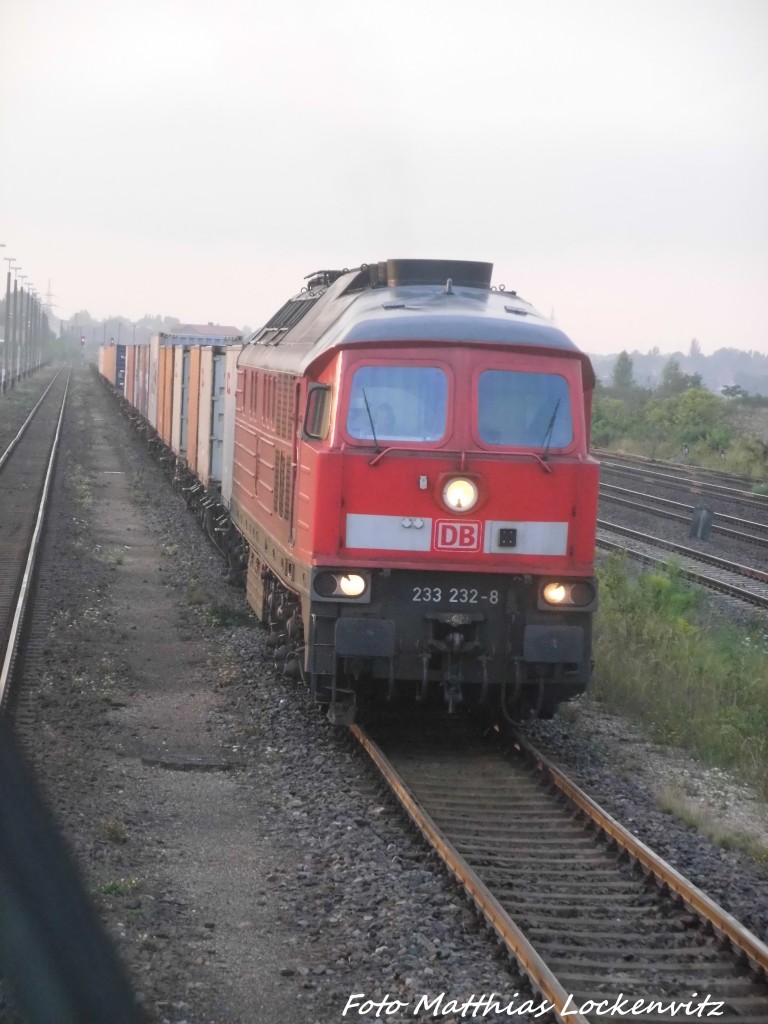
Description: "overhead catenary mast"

(43, 280), (60, 334)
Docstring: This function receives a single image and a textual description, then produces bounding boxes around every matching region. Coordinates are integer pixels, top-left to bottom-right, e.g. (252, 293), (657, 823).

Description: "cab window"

(347, 366), (447, 442)
(478, 370), (573, 448)
(303, 384), (330, 439)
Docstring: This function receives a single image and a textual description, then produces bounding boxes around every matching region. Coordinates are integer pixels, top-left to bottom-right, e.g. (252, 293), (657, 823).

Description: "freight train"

(99, 259), (599, 723)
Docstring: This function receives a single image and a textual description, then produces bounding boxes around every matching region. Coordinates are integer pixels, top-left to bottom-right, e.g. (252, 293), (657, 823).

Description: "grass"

(600, 436), (768, 482)
(0, 373), (53, 413)
(593, 553), (768, 795)
(69, 463), (93, 507)
(102, 819), (128, 844)
(203, 602), (254, 628)
(186, 583), (208, 606)
(656, 783), (768, 861)
(94, 545), (124, 565)
(101, 876), (142, 896)
(128, 468), (153, 506)
(185, 587), (253, 627)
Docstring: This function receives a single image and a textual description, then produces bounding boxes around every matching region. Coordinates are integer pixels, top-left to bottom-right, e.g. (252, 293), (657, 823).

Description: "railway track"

(351, 722), (768, 1023)
(598, 459), (768, 517)
(600, 483), (768, 548)
(596, 521), (768, 609)
(0, 371), (70, 706)
(0, 370), (148, 1024)
(593, 447), (768, 491)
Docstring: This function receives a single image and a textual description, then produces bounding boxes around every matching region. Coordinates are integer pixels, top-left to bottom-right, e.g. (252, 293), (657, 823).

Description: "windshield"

(347, 365), (448, 442)
(478, 370), (573, 448)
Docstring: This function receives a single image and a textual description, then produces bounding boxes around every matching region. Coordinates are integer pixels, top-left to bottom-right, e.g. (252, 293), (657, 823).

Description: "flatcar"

(101, 259), (599, 724)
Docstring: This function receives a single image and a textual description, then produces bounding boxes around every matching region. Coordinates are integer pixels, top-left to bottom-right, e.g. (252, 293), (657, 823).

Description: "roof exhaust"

(386, 259), (493, 289)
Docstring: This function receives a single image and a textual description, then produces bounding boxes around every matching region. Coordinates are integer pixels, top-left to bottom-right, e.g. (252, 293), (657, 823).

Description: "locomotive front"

(234, 259), (599, 724)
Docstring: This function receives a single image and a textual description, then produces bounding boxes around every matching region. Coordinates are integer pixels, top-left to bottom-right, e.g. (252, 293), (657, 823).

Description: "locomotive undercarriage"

(254, 560), (591, 725)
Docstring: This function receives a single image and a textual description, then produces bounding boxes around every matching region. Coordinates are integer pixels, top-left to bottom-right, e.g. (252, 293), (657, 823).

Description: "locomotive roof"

(239, 260), (594, 387)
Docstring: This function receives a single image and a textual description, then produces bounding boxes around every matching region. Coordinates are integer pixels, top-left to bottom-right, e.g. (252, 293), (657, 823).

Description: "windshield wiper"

(540, 398), (561, 461)
(361, 389), (380, 453)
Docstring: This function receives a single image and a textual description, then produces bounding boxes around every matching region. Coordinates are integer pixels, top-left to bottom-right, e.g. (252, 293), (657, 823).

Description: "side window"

(303, 384), (331, 440)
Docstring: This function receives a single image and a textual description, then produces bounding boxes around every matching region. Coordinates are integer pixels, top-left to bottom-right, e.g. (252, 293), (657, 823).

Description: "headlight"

(339, 574), (366, 597)
(442, 477), (479, 513)
(543, 582), (567, 604)
(313, 571), (369, 600)
(540, 580), (596, 608)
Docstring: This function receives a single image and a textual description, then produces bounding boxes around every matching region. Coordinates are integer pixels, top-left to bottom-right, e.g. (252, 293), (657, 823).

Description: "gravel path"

(1, 364), (766, 1023)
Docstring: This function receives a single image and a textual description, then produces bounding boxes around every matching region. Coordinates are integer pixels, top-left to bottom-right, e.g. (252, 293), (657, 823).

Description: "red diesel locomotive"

(231, 259), (599, 722)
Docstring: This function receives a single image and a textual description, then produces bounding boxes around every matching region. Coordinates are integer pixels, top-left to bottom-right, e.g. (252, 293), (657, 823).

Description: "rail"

(0, 373), (70, 706)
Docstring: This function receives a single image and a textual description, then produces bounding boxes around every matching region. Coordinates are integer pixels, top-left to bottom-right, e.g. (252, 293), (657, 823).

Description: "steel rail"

(349, 724), (591, 1024)
(0, 374), (70, 707)
(597, 520), (768, 583)
(512, 731), (768, 974)
(0, 370), (63, 474)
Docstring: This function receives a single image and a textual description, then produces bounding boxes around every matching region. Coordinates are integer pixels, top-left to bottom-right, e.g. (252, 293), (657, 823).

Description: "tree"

(611, 351), (636, 392)
(644, 397), (677, 454)
(591, 393), (636, 445)
(669, 388), (728, 446)
(67, 309), (98, 328)
(689, 338), (702, 359)
(721, 384), (748, 399)
(657, 358), (702, 398)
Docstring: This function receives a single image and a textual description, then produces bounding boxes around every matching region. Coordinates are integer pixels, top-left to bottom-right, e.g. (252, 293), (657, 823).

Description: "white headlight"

(442, 477), (479, 512)
(542, 582), (567, 604)
(339, 573), (366, 597)
(540, 580), (596, 608)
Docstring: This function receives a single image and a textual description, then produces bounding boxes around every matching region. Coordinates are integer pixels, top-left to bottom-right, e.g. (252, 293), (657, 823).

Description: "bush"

(593, 553), (768, 792)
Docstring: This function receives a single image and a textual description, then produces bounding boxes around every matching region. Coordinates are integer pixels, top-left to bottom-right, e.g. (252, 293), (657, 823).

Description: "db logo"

(433, 520), (482, 551)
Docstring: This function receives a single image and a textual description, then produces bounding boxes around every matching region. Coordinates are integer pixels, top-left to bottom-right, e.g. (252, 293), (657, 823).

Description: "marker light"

(442, 477), (479, 513)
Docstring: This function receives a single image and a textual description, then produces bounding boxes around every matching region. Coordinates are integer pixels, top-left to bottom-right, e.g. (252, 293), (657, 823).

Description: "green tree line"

(592, 352), (768, 480)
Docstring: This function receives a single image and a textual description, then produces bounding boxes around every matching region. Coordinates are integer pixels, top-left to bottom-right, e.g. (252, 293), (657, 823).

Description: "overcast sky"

(1, 0), (766, 356)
